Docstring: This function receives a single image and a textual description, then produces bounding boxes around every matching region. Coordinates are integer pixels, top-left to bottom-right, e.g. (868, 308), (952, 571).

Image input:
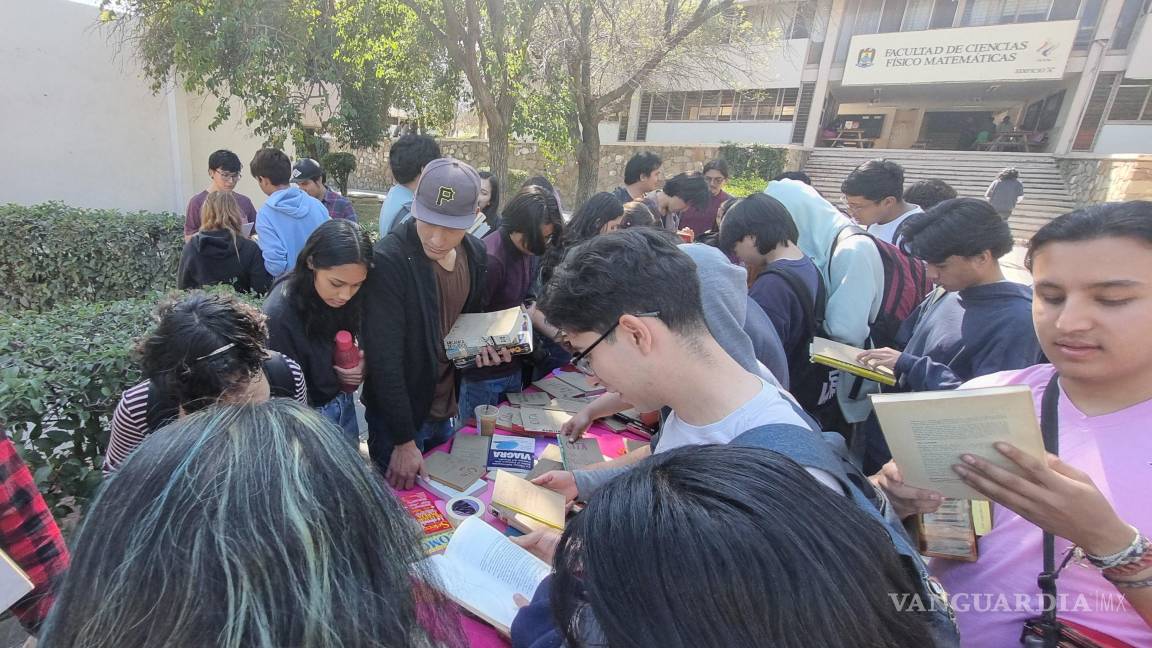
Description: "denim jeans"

(457, 372), (523, 430)
(365, 407), (455, 468)
(316, 391), (360, 446)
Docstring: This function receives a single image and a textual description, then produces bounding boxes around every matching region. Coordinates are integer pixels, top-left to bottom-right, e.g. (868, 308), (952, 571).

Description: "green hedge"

(718, 143), (789, 182)
(0, 203), (183, 312)
(0, 288), (260, 521)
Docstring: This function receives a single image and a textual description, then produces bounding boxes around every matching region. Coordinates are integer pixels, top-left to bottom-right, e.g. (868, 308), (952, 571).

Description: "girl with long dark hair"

(263, 219), (373, 443)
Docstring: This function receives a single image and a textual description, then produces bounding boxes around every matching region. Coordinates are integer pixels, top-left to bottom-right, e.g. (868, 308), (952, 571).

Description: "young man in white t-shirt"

(531, 228), (834, 501)
(841, 158), (922, 246)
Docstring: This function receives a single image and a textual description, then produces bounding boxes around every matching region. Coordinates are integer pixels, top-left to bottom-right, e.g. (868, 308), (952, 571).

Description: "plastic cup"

(475, 405), (499, 436)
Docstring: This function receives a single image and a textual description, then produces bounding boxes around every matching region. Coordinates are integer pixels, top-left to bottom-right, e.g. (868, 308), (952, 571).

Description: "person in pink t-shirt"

(875, 201), (1152, 646)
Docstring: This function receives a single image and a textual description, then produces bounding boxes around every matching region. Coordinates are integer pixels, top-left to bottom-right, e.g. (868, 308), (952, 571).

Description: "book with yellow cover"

(490, 470), (565, 530)
(810, 337), (897, 386)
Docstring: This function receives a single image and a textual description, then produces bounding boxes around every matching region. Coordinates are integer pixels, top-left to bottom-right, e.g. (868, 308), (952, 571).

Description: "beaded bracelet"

(1103, 546), (1152, 579)
(1080, 528), (1148, 570)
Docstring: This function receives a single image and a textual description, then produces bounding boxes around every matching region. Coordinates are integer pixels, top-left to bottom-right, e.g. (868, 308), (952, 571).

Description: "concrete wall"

(1057, 154), (1152, 205)
(644, 121), (794, 145)
(1, 0), (280, 214)
(1093, 125), (1152, 155)
(345, 138), (807, 201)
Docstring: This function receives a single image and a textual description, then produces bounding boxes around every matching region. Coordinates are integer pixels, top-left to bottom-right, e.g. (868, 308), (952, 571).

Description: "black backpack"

(145, 352), (296, 433)
(757, 265), (841, 430)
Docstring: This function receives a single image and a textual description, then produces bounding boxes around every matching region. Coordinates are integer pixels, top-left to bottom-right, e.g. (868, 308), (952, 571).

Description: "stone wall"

(1057, 154), (1152, 206)
(343, 138), (805, 200)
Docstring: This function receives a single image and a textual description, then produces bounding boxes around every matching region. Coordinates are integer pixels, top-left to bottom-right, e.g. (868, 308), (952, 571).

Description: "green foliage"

(507, 168), (531, 193)
(0, 203), (183, 313)
(100, 0), (443, 148)
(292, 128), (331, 161)
(718, 143), (789, 183)
(725, 176), (768, 198)
(0, 289), (261, 521)
(321, 152), (358, 196)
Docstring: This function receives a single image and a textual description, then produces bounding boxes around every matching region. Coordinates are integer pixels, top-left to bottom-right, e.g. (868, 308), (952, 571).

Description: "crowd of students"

(1, 138), (1149, 648)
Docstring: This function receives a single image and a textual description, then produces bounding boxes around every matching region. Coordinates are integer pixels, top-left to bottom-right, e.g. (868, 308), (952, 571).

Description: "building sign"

(842, 21), (1078, 86)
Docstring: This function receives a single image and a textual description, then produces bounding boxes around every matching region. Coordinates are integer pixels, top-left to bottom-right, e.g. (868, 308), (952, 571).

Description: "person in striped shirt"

(104, 293), (308, 473)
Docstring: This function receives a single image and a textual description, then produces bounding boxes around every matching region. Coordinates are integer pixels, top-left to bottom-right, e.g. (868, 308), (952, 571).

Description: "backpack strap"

(262, 352), (297, 398)
(389, 202), (412, 233)
(1036, 373), (1064, 645)
(758, 265), (827, 338)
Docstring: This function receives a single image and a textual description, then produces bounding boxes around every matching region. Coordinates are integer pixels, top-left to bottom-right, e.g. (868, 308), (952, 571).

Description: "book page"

(491, 470), (566, 529)
(0, 549), (32, 613)
(506, 392), (552, 407)
(871, 386), (1045, 500)
(425, 517), (550, 633)
(449, 435), (491, 469)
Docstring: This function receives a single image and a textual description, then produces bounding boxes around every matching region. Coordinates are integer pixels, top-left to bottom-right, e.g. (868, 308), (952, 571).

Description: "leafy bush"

(322, 152), (358, 196)
(0, 203), (183, 312)
(725, 175), (768, 198)
(507, 168), (530, 193)
(0, 288), (261, 521)
(719, 143), (789, 183)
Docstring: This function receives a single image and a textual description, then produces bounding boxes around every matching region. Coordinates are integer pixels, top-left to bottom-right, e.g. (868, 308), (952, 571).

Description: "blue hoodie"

(894, 281), (1041, 391)
(255, 187), (330, 277)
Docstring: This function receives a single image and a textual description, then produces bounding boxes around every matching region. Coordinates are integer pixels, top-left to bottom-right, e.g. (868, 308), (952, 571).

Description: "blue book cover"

(486, 434), (536, 474)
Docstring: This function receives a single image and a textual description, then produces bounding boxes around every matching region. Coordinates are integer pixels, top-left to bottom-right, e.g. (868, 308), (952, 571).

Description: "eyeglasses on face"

(568, 311), (661, 376)
(215, 171), (241, 181)
(704, 175), (727, 184)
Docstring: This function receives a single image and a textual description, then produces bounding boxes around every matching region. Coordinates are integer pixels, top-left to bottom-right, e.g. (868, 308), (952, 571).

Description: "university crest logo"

(856, 47), (876, 68)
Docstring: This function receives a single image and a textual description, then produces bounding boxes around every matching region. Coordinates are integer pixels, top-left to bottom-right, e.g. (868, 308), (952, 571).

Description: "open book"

(444, 307), (533, 368)
(871, 386), (1046, 500)
(810, 337), (897, 386)
(424, 517), (550, 635)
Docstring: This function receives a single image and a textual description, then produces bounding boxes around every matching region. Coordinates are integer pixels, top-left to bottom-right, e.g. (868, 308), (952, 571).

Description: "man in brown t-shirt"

(360, 158), (512, 488)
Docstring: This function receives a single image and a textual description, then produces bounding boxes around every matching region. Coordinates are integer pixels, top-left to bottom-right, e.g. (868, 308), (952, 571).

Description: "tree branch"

(594, 0), (734, 114)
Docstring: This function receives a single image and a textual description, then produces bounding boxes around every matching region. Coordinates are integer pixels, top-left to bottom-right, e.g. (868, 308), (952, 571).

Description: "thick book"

(810, 337), (897, 386)
(444, 307), (533, 367)
(486, 435), (536, 474)
(870, 385), (1046, 500)
(424, 517), (550, 635)
(490, 470), (566, 531)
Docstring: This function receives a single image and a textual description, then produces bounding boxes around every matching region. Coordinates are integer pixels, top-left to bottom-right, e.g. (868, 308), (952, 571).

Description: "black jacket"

(361, 218), (488, 457)
(177, 230), (271, 295)
(263, 281), (343, 406)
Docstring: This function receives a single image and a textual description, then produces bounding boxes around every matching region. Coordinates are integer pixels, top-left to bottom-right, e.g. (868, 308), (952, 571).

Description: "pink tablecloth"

(397, 417), (645, 647)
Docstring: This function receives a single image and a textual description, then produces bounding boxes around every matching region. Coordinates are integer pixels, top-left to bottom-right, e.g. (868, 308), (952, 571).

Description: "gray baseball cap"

(410, 158), (481, 229)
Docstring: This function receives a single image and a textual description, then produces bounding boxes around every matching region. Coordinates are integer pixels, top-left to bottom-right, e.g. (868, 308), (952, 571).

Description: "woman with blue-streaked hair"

(41, 401), (466, 648)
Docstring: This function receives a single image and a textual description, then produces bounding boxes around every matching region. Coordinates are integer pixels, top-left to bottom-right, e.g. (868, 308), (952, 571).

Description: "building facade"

(609, 0), (1152, 154)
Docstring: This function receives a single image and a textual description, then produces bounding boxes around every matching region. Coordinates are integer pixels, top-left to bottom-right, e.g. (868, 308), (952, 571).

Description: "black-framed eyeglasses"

(569, 311), (660, 376)
(215, 171), (241, 181)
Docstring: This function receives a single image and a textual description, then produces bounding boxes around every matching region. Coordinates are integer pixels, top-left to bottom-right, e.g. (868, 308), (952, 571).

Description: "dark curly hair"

(137, 292), (269, 414)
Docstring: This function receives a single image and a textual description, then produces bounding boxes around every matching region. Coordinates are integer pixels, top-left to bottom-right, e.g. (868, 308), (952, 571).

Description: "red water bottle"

(333, 330), (360, 393)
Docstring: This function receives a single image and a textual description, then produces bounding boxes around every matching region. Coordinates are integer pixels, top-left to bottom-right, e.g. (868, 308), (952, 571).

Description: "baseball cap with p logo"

(410, 158), (481, 230)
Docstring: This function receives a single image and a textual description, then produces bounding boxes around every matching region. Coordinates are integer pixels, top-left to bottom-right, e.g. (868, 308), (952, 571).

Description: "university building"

(610, 0), (1152, 155)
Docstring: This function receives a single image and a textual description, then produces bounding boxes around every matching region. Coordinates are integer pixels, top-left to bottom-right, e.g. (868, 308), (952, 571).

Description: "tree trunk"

(487, 122), (511, 205)
(575, 113), (600, 207)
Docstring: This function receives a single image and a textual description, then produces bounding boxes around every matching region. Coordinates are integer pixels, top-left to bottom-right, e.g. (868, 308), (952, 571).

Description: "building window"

(1110, 0), (1148, 50)
(1107, 79), (1152, 121)
(961, 0), (1085, 26)
(642, 89), (801, 122)
(1075, 0), (1102, 47)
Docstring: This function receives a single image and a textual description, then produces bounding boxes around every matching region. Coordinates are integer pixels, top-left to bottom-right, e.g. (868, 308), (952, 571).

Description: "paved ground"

(1002, 244), (1033, 286)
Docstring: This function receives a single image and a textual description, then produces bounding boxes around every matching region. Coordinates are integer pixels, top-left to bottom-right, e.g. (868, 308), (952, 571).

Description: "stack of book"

(443, 307), (534, 369)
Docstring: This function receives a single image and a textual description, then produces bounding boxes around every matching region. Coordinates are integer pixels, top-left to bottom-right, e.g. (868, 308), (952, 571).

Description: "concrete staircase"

(802, 149), (1078, 240)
